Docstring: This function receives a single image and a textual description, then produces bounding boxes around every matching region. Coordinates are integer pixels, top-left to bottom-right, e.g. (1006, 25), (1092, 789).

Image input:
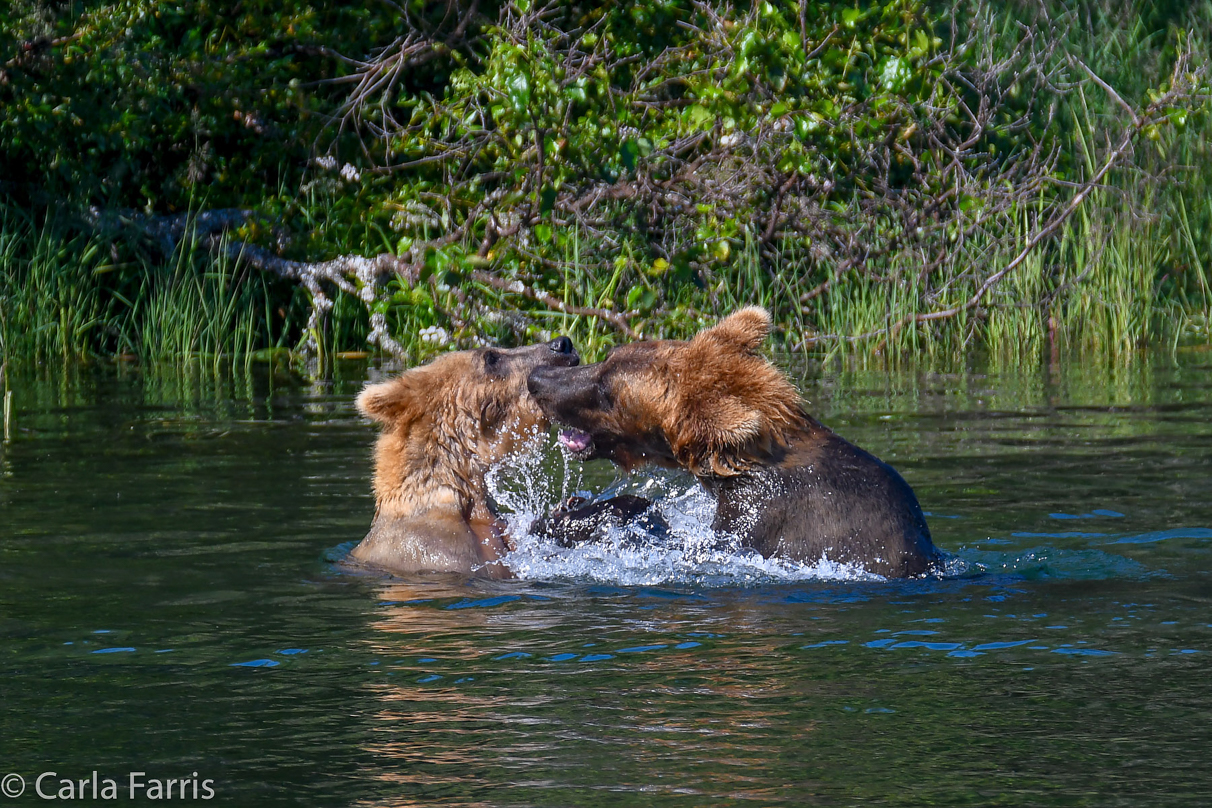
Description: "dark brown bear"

(353, 337), (579, 577)
(526, 308), (940, 578)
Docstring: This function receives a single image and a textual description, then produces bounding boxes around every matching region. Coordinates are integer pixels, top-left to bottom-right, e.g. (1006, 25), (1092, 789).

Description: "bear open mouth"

(558, 428), (595, 457)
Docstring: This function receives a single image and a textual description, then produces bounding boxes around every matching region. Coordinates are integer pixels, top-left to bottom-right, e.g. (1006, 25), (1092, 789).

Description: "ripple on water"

(972, 640), (1036, 651)
(1108, 528), (1212, 544)
(956, 547), (1151, 580)
(444, 595), (521, 609)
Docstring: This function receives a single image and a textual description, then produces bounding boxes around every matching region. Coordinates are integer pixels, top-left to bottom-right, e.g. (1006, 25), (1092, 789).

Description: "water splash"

(487, 444), (881, 587)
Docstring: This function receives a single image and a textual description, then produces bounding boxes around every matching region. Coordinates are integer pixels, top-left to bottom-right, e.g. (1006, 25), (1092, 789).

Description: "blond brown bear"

(352, 337), (578, 577)
(526, 308), (940, 577)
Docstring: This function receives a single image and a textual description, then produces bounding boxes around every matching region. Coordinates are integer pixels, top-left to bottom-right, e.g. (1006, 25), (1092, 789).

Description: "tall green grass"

(3, 190), (1206, 374)
(0, 208), (112, 363)
(0, 209), (288, 368)
(133, 234), (265, 369)
(798, 188), (1207, 368)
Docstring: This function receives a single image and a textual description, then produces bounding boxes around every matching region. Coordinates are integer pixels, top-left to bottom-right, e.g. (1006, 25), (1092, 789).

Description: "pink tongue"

(558, 429), (592, 453)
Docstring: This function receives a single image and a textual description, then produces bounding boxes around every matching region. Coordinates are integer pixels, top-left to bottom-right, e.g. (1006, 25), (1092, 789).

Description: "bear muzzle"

(557, 428), (595, 457)
(527, 364), (603, 459)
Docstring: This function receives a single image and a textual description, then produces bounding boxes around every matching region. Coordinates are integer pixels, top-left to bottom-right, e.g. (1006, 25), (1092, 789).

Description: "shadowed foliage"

(1, 0), (1209, 367)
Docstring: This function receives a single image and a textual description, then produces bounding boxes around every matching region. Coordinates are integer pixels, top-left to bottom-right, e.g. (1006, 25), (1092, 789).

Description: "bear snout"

(526, 364), (597, 420)
(548, 335), (577, 359)
(527, 365), (562, 400)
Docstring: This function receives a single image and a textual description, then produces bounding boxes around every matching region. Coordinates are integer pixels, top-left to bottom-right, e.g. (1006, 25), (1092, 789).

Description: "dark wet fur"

(530, 494), (671, 549)
(526, 309), (940, 578)
(702, 419), (940, 577)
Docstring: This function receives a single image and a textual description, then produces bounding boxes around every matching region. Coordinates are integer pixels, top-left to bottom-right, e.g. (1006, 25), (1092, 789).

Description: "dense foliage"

(1, 0), (1209, 366)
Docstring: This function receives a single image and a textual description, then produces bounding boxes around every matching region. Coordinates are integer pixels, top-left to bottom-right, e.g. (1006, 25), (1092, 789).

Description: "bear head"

(359, 336), (579, 516)
(527, 308), (803, 477)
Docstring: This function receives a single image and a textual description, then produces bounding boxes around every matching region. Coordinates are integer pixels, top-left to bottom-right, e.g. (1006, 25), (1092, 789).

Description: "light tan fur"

(667, 307), (804, 475)
(352, 340), (575, 577)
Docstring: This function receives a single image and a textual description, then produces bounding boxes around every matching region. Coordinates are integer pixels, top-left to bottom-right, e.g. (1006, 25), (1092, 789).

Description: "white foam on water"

(487, 444), (882, 587)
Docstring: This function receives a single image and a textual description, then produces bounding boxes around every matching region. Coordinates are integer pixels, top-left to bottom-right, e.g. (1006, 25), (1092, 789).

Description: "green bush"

(1, 0), (1209, 366)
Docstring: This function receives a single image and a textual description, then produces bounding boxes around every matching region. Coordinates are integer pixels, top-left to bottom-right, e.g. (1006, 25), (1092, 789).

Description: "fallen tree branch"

(467, 268), (638, 339)
(1071, 57), (1139, 126)
(4, 31), (85, 70)
(82, 206), (638, 355)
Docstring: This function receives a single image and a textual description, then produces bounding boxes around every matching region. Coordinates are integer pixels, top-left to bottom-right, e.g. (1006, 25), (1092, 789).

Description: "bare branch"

(807, 52), (1201, 346)
(1071, 57), (1140, 126)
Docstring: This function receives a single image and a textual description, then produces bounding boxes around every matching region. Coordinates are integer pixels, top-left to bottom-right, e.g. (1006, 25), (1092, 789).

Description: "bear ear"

(356, 372), (428, 426)
(698, 306), (772, 352)
(672, 397), (766, 476)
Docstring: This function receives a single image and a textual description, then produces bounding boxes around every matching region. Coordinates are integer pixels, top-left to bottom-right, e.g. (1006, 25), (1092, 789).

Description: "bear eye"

(483, 350), (503, 373)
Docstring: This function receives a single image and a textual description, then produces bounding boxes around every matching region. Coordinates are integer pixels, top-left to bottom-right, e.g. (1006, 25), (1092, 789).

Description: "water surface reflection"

(0, 355), (1209, 805)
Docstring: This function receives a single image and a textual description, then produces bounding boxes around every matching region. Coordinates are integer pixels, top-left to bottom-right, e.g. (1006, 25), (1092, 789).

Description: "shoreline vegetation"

(1, 1), (1209, 371)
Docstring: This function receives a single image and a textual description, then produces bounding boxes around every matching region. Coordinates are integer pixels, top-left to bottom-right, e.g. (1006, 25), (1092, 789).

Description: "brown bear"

(526, 308), (940, 578)
(352, 336), (579, 577)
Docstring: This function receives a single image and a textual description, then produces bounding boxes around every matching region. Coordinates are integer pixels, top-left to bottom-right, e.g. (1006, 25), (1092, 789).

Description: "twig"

(468, 271), (638, 339)
(804, 25), (839, 61)
(1070, 57), (1139, 126)
(799, 278), (831, 305)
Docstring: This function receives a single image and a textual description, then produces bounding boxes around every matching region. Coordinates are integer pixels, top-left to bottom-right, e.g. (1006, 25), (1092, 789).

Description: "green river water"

(1, 353), (1209, 806)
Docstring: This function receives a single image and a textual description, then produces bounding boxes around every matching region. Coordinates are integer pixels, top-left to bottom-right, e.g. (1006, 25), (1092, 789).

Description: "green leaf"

(685, 104), (714, 129)
(878, 56), (912, 93)
(620, 139), (640, 171)
(626, 285), (645, 310)
(507, 72), (531, 113)
(908, 30), (931, 60)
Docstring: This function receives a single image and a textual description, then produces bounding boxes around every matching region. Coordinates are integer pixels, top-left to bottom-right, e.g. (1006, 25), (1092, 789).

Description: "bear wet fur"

(529, 494), (670, 549)
(352, 337), (578, 577)
(526, 308), (941, 578)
